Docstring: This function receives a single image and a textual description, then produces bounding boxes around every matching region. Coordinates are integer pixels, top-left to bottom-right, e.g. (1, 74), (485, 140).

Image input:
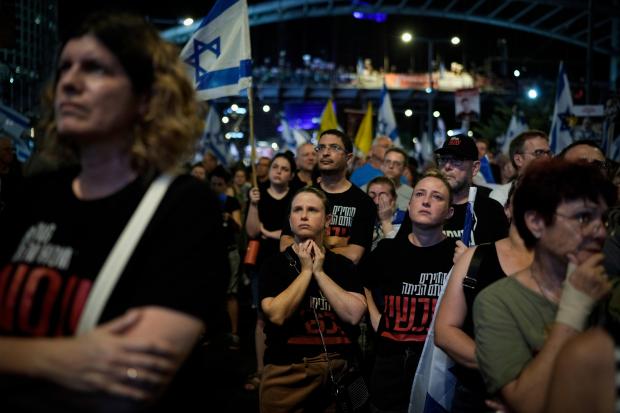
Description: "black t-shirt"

(0, 168), (228, 412)
(259, 246), (362, 365)
(216, 193), (241, 247)
(252, 186), (294, 267)
(362, 236), (455, 358)
(282, 183), (375, 253)
(396, 196), (508, 246)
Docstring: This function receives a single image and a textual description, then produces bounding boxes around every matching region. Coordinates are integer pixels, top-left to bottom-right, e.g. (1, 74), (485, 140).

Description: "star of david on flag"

(180, 0), (252, 101)
(549, 62), (574, 154)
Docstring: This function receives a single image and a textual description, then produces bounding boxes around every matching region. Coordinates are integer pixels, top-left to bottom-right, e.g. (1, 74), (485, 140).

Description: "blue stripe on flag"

(198, 0), (240, 29)
(196, 59), (252, 91)
(0, 106), (29, 128)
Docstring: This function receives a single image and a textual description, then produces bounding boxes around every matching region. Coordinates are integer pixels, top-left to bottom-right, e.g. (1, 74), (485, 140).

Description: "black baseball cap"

(434, 135), (478, 160)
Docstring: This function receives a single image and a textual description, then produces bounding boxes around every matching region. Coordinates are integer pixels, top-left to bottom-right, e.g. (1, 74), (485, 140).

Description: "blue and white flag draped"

(549, 62), (574, 154)
(410, 268), (456, 413)
(196, 106), (230, 166)
(180, 0), (252, 101)
(377, 84), (401, 147)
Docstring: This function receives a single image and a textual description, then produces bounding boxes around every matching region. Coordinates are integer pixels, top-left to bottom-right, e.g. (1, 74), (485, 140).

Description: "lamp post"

(401, 33), (460, 150)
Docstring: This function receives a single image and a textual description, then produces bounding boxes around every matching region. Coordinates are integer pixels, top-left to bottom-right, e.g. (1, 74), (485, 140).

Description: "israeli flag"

(281, 118), (310, 152)
(500, 111), (528, 155)
(180, 0), (252, 101)
(195, 106), (230, 166)
(377, 85), (401, 146)
(410, 268), (456, 413)
(549, 62), (574, 154)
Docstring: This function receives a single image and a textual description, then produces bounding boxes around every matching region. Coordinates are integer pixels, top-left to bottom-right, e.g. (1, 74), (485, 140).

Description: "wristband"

(555, 280), (596, 331)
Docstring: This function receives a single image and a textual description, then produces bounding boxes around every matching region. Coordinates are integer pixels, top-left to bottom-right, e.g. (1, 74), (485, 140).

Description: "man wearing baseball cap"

(434, 135), (508, 245)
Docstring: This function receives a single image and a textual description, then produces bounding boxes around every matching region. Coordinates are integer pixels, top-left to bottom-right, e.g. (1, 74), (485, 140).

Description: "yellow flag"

(354, 102), (373, 155)
(319, 99), (340, 134)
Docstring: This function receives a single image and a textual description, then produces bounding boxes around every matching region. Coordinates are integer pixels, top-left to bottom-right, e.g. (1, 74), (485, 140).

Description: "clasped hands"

(296, 239), (325, 276)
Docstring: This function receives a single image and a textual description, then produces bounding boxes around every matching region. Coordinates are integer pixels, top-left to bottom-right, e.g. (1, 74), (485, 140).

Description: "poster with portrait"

(455, 88), (480, 122)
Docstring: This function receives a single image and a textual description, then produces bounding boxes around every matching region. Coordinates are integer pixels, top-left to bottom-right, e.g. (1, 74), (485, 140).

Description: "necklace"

(530, 271), (559, 304)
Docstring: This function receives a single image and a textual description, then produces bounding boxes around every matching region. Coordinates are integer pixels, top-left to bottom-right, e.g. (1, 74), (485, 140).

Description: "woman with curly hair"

(0, 13), (227, 412)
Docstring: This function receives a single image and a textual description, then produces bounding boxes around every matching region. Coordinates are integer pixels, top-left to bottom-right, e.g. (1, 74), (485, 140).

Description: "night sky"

(56, 0), (610, 85)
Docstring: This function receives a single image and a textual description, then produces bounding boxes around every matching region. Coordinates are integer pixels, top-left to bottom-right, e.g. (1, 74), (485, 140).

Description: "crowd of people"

(1, 11), (620, 413)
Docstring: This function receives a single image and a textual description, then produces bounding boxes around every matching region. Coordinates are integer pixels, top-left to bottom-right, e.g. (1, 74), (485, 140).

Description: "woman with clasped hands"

(473, 159), (616, 413)
(0, 13), (227, 412)
(259, 187), (367, 412)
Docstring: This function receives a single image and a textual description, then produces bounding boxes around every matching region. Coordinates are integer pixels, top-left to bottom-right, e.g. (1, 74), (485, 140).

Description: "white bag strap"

(76, 173), (175, 334)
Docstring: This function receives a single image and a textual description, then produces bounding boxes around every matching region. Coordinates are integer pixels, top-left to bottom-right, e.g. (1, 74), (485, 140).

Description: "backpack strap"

(462, 243), (492, 309)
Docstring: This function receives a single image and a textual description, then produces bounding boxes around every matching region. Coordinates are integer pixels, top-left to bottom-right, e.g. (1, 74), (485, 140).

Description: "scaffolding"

(0, 0), (58, 118)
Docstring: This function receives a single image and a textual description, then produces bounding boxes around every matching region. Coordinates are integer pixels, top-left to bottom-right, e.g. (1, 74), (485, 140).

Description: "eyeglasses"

(315, 144), (345, 154)
(519, 149), (553, 158)
(436, 156), (466, 168)
(554, 210), (609, 235)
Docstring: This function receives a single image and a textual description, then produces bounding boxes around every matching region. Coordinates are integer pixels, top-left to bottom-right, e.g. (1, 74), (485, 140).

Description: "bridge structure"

(163, 0), (619, 107)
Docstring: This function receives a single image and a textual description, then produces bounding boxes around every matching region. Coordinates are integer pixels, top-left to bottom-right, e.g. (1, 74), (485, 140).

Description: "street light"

(401, 32), (413, 43)
(400, 33), (461, 147)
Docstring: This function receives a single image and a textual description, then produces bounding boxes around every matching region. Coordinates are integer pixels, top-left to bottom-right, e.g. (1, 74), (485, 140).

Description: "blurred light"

(352, 11), (387, 22)
(425, 87), (433, 94)
(527, 88), (538, 99)
(311, 117), (320, 124)
(513, 69), (521, 78)
(262, 104), (271, 113)
(433, 111), (441, 118)
(226, 131), (244, 139)
(30, 127), (35, 138)
(404, 109), (413, 117)
(450, 36), (461, 45)
(183, 18), (194, 26)
(9, 77), (14, 84)
(271, 142), (279, 150)
(231, 104), (239, 111)
(412, 137), (419, 143)
(302, 54), (311, 63)
(236, 107), (247, 115)
(467, 130), (474, 137)
(221, 116), (229, 124)
(401, 32), (413, 43)
(447, 130), (454, 137)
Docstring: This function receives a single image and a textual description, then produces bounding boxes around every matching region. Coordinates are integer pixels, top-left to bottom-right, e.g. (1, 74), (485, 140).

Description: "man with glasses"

(490, 130), (552, 206)
(434, 135), (509, 245)
(362, 147), (413, 212)
(280, 129), (375, 264)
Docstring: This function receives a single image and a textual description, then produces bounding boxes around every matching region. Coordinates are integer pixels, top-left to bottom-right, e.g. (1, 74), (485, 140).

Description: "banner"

(180, 0), (252, 101)
(454, 88), (480, 122)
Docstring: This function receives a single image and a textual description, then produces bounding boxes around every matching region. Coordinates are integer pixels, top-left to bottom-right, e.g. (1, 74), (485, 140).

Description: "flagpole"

(248, 86), (257, 187)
